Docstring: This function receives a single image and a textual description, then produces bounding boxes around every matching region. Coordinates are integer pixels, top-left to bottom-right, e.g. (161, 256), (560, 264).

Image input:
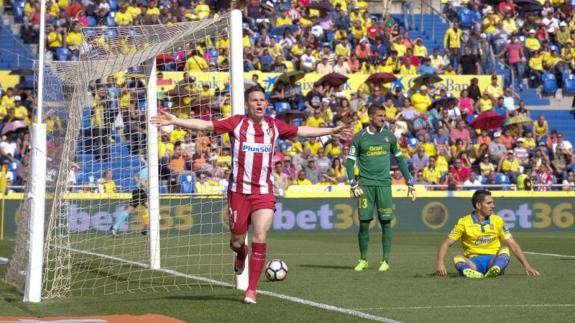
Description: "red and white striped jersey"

(213, 115), (298, 194)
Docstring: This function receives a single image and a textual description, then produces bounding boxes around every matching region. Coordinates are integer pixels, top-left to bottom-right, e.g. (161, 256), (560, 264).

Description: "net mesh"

(5, 13), (238, 299)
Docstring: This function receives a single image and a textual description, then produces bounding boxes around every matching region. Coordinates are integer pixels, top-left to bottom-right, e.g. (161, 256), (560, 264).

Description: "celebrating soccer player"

(346, 105), (415, 272)
(151, 85), (352, 304)
(436, 189), (540, 278)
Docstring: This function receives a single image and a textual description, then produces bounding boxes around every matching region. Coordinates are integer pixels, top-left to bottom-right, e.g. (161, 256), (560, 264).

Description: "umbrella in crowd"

(515, 0), (542, 13)
(275, 70), (305, 86)
(469, 111), (505, 130)
(309, 1), (334, 12)
(1, 120), (28, 135)
(411, 73), (442, 89)
(270, 25), (298, 36)
(365, 72), (397, 85)
(427, 97), (459, 111)
(155, 54), (175, 65)
(504, 115), (532, 126)
(314, 72), (348, 87)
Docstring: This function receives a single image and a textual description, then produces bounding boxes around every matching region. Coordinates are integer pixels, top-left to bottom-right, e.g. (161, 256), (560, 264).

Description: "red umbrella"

(469, 111), (505, 130)
(156, 54), (175, 65)
(314, 73), (348, 87)
(365, 72), (397, 84)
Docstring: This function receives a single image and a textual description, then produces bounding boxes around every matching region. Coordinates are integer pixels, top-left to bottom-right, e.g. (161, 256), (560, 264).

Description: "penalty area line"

(525, 251), (575, 258)
(355, 304), (575, 311)
(66, 247), (402, 323)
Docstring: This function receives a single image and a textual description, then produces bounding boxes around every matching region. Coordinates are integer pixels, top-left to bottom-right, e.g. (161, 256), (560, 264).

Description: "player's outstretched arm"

(150, 111), (214, 131)
(296, 125), (352, 140)
(505, 237), (541, 276)
(436, 238), (456, 276)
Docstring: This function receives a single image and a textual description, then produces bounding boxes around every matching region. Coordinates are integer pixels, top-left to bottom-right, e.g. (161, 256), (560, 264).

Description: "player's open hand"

(333, 125), (353, 141)
(150, 111), (176, 127)
(436, 263), (448, 277)
(525, 266), (540, 276)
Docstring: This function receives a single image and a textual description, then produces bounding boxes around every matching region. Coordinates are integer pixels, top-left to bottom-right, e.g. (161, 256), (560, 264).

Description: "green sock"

(380, 219), (393, 263)
(358, 220), (371, 260)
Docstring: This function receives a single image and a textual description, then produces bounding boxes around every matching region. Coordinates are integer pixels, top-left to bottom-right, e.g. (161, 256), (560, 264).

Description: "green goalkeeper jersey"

(347, 127), (403, 186)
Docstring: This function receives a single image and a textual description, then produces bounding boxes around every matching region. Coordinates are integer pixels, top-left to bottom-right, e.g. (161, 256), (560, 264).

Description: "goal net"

(5, 11), (244, 299)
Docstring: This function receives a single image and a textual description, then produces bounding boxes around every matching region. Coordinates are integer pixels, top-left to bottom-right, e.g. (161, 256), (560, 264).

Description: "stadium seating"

(542, 73), (558, 96)
(562, 74), (575, 95)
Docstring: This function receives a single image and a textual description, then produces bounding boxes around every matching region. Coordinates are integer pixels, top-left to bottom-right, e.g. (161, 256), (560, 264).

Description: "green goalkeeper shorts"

(358, 186), (394, 221)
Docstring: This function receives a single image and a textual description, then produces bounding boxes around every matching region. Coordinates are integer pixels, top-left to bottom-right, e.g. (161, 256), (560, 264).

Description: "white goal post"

(5, 9), (246, 301)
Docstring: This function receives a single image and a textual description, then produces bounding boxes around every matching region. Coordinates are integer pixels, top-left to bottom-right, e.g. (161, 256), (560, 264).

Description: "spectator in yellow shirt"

(184, 50), (209, 72)
(411, 85), (432, 113)
(304, 137), (322, 156)
(484, 76), (503, 102)
(412, 38), (428, 59)
(276, 9), (293, 26)
(48, 26), (63, 53)
(195, 0), (210, 19)
(529, 50), (544, 86)
(306, 109), (326, 127)
(1, 87), (16, 110)
(423, 156), (442, 184)
(400, 60), (417, 76)
(12, 97), (30, 123)
(524, 29), (541, 54)
(444, 21), (462, 59)
(146, 0), (160, 17)
(294, 170), (313, 185)
(115, 3), (133, 26)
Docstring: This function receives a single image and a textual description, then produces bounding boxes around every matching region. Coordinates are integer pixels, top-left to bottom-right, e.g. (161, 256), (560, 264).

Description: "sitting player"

(436, 189), (540, 278)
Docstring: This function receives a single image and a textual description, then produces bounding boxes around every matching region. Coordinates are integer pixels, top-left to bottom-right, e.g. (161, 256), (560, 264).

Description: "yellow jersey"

(524, 37), (541, 52)
(411, 93), (431, 112)
(448, 213), (512, 257)
(305, 141), (322, 156)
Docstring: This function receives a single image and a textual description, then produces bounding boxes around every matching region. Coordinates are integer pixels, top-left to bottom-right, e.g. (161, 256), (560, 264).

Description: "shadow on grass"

(297, 264), (351, 270)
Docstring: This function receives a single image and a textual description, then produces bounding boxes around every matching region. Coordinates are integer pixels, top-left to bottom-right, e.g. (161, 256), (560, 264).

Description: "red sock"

(247, 242), (266, 291)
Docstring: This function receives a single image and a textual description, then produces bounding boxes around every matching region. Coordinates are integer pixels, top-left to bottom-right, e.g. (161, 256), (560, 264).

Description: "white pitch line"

(66, 247), (402, 323)
(525, 251), (575, 258)
(355, 304), (575, 311)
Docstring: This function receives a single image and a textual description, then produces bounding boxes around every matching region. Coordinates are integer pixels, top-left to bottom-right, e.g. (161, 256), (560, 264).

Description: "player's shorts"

(129, 188), (147, 208)
(470, 255), (495, 274)
(358, 185), (393, 222)
(228, 191), (276, 235)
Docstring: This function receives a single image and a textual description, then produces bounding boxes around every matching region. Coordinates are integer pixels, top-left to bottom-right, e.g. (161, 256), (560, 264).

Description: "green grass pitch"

(1, 232), (574, 322)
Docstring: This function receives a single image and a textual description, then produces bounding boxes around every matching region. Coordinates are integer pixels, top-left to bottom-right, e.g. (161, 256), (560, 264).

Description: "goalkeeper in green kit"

(346, 105), (416, 272)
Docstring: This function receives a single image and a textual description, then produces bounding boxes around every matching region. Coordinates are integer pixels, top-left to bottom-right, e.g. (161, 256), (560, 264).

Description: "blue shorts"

(470, 255), (494, 274)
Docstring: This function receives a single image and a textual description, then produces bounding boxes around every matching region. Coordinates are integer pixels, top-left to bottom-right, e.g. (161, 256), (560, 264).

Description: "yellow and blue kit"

(449, 212), (512, 274)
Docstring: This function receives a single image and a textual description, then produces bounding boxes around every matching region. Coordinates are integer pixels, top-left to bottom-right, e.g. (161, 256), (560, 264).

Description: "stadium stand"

(0, 0), (574, 193)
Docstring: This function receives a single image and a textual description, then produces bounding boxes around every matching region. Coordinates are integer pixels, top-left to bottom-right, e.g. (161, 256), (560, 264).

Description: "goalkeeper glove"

(350, 179), (363, 198)
(407, 177), (416, 202)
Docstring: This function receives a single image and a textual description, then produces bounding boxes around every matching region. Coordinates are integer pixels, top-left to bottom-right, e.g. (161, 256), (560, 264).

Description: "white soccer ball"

(265, 259), (288, 281)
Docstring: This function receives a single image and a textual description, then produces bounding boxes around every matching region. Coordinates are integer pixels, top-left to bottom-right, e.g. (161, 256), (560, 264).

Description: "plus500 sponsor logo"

(241, 143), (273, 153)
(497, 203), (575, 229)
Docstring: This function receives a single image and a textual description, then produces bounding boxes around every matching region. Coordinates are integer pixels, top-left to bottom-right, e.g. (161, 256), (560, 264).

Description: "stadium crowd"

(2, 0), (575, 193)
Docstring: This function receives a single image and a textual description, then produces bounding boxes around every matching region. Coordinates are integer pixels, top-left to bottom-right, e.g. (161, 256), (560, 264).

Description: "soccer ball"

(265, 259), (288, 281)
